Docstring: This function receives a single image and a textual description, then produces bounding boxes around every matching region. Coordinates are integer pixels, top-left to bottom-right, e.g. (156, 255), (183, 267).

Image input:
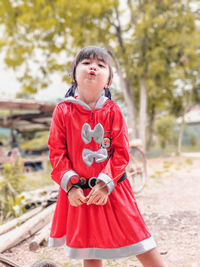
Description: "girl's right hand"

(68, 187), (87, 207)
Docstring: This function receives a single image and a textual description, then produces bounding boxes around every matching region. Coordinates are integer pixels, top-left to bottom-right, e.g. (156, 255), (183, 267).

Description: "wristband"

(67, 176), (86, 195)
(67, 184), (81, 195)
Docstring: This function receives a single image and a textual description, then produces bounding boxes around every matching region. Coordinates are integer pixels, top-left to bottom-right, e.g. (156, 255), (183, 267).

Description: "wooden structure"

(0, 99), (56, 134)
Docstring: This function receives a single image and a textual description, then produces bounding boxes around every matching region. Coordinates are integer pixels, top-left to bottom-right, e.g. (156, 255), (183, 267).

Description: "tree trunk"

(115, 73), (137, 140)
(0, 254), (21, 267)
(139, 77), (147, 152)
(106, 46), (138, 140)
(0, 206), (43, 235)
(177, 113), (185, 155)
(147, 103), (156, 149)
(177, 88), (193, 155)
(29, 223), (51, 251)
(124, 79), (138, 140)
(0, 203), (56, 253)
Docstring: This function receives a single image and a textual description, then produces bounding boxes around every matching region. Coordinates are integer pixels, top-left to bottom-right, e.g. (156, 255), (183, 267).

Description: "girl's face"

(75, 56), (111, 98)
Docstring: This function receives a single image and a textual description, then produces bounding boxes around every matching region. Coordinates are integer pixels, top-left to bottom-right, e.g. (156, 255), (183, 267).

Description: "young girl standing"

(48, 46), (165, 267)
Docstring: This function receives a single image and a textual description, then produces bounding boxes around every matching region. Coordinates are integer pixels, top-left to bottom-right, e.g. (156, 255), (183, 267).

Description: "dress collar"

(63, 96), (109, 110)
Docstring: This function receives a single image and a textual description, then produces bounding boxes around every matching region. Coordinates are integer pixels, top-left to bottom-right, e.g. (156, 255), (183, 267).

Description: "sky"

(0, 53), (68, 102)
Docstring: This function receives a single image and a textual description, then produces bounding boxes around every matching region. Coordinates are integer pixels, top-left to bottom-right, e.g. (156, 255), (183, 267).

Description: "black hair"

(65, 46), (113, 99)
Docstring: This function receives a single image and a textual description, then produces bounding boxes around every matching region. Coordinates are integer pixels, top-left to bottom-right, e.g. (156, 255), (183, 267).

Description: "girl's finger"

(78, 193), (87, 203)
(69, 195), (84, 206)
(87, 193), (99, 205)
(93, 197), (101, 205)
(86, 188), (96, 199)
(74, 200), (83, 207)
(95, 198), (103, 205)
(96, 196), (107, 205)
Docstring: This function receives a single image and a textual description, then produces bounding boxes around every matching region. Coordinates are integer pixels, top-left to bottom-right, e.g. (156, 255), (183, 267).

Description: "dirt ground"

(1, 156), (200, 267)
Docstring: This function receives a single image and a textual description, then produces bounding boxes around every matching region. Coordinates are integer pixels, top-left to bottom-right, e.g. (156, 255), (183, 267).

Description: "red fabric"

(48, 99), (151, 248)
(48, 99), (130, 185)
(51, 179), (151, 248)
(71, 176), (80, 184)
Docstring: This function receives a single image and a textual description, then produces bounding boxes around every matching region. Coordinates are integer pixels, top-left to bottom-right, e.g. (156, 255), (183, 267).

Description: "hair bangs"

(77, 46), (109, 65)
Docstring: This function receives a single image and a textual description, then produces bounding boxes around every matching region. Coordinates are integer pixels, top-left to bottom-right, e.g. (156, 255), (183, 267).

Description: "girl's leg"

(136, 248), (165, 267)
(83, 259), (102, 267)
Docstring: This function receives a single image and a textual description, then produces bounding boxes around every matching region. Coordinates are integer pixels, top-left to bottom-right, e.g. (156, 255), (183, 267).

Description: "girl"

(48, 46), (165, 267)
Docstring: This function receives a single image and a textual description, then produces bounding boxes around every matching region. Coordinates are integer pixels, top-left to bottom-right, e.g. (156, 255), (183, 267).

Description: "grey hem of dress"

(48, 236), (156, 259)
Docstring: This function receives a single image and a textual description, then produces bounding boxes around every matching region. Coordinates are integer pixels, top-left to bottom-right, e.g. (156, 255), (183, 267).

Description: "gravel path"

(1, 156), (199, 267)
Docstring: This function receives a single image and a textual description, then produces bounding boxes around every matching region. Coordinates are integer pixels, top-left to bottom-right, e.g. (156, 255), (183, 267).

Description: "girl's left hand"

(86, 181), (109, 205)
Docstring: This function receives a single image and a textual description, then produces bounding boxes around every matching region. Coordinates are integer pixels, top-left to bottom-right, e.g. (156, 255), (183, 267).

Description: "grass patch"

(185, 158), (193, 165)
(24, 169), (54, 191)
(62, 262), (82, 267)
(105, 260), (119, 267)
(154, 170), (165, 176)
(163, 161), (173, 169)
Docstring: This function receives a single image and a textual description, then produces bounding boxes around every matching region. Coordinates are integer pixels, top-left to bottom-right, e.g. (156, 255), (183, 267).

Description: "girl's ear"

(70, 72), (77, 87)
(106, 78), (112, 88)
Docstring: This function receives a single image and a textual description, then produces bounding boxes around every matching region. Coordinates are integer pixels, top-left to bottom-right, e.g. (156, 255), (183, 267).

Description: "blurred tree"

(20, 131), (49, 150)
(154, 115), (177, 149)
(125, 0), (200, 150)
(0, 0), (199, 151)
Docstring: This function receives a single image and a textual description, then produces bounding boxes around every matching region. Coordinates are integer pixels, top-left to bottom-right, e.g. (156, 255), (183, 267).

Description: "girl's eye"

(98, 63), (105, 68)
(82, 61), (90, 65)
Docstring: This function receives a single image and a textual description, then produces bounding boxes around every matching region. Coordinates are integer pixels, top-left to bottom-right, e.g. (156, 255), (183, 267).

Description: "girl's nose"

(90, 64), (97, 70)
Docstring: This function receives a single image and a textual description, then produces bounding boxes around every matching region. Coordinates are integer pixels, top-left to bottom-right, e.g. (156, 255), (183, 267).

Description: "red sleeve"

(97, 104), (130, 193)
(48, 104), (78, 191)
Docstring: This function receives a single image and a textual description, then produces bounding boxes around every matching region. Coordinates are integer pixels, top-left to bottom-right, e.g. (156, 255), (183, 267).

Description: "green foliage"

(0, 0), (199, 147)
(0, 0), (199, 99)
(0, 159), (26, 222)
(154, 115), (177, 148)
(0, 0), (115, 94)
(20, 131), (49, 150)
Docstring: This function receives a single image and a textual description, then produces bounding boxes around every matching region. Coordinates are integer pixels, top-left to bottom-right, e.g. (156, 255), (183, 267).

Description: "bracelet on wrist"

(67, 184), (81, 195)
(67, 176), (86, 195)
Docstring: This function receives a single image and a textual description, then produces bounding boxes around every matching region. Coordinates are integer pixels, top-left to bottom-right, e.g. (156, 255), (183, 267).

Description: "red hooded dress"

(48, 96), (156, 259)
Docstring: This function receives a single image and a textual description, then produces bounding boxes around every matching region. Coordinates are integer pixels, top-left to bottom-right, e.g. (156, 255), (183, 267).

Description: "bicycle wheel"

(127, 146), (147, 194)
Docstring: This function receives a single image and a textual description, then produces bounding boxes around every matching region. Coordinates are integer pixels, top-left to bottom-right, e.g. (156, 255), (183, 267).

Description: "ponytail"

(104, 88), (112, 100)
(65, 82), (76, 98)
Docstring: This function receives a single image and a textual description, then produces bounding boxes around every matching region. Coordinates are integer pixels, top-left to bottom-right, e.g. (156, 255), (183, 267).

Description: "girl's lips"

(89, 71), (96, 75)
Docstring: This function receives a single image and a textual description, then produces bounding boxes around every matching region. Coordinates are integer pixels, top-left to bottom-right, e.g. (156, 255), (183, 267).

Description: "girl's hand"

(68, 187), (87, 207)
(86, 181), (109, 205)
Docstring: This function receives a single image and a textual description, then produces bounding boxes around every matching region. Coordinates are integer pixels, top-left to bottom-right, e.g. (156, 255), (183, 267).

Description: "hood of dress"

(61, 96), (109, 110)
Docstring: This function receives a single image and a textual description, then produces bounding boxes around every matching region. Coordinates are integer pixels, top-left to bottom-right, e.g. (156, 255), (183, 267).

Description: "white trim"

(48, 236), (156, 259)
(48, 236), (66, 247)
(95, 96), (108, 109)
(62, 96), (108, 110)
(65, 237), (156, 259)
(60, 170), (79, 192)
(66, 97), (91, 110)
(97, 173), (115, 194)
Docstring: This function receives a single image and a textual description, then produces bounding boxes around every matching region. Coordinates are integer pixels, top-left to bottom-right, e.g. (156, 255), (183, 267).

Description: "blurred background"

(0, 0), (199, 265)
